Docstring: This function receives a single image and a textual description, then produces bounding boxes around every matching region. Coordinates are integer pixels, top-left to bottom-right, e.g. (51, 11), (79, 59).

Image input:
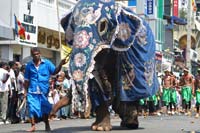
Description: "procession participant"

(174, 76), (182, 114)
(194, 68), (200, 118)
(24, 47), (66, 132)
(179, 68), (193, 115)
(161, 70), (172, 114)
(169, 72), (177, 115)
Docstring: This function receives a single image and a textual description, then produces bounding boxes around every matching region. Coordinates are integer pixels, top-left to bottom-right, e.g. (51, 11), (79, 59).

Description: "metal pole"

(186, 0), (191, 71)
(56, 0), (62, 54)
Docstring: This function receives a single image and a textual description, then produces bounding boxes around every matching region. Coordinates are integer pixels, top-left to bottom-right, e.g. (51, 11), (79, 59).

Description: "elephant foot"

(117, 101), (139, 129)
(120, 121), (138, 129)
(91, 118), (112, 131)
(91, 104), (112, 131)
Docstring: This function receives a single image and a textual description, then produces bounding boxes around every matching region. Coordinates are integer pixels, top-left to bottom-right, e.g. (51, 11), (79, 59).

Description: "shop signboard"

(146, 0), (154, 15)
(17, 0), (37, 47)
(173, 0), (179, 17)
(145, 0), (155, 19)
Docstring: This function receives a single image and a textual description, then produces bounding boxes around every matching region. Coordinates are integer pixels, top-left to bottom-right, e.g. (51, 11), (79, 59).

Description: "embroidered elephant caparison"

(51, 0), (159, 131)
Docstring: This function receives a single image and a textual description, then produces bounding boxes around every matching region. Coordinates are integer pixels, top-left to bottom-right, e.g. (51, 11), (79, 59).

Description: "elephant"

(51, 0), (159, 131)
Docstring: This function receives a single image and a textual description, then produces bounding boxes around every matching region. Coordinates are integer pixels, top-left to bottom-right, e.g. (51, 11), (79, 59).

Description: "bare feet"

(49, 111), (57, 120)
(26, 125), (36, 132)
(49, 97), (70, 119)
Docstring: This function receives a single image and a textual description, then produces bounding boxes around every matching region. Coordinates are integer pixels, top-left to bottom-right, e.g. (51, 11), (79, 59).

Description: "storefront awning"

(0, 19), (14, 40)
(163, 15), (187, 25)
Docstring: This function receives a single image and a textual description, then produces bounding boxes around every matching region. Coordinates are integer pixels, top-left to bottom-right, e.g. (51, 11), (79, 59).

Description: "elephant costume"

(51, 0), (159, 131)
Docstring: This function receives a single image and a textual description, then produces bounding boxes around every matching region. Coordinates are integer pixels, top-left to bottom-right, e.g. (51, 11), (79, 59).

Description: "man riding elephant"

(51, 0), (158, 131)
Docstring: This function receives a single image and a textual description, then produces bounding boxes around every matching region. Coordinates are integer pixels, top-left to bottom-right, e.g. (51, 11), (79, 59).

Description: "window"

(40, 0), (54, 4)
(58, 1), (71, 10)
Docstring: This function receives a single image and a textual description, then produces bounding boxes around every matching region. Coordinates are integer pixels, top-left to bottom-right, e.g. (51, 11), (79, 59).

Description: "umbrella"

(22, 56), (32, 64)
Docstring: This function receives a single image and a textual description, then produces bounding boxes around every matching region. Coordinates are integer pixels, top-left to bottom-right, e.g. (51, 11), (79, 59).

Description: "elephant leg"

(91, 104), (112, 131)
(50, 96), (71, 118)
(118, 101), (139, 129)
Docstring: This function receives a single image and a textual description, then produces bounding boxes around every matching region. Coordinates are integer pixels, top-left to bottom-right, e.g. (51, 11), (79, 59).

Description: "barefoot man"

(24, 47), (66, 132)
(169, 72), (177, 115)
(194, 68), (200, 118)
(179, 68), (194, 115)
(162, 70), (173, 114)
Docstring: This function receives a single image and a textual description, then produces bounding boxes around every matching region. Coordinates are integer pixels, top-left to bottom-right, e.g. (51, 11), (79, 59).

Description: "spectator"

(16, 65), (26, 123)
(61, 70), (73, 119)
(7, 61), (18, 123)
(0, 62), (10, 124)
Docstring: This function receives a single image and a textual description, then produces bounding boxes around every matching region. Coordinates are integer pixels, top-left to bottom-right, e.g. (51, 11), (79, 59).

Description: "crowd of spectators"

(1, 60), (200, 125)
(0, 60), (76, 125)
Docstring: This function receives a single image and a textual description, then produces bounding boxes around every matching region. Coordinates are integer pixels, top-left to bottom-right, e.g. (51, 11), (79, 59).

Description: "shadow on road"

(51, 126), (145, 133)
(12, 130), (52, 133)
(183, 131), (200, 133)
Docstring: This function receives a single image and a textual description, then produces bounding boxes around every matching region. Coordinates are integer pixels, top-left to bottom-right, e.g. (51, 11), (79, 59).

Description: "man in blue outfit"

(24, 47), (66, 132)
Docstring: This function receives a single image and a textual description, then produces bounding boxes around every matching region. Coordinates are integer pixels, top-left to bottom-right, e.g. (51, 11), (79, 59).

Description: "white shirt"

(0, 68), (9, 92)
(48, 90), (54, 104)
(5, 76), (11, 92)
(9, 69), (17, 90)
(17, 72), (25, 94)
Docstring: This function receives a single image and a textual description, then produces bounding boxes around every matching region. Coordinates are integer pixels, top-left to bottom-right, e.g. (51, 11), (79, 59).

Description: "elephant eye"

(98, 18), (108, 36)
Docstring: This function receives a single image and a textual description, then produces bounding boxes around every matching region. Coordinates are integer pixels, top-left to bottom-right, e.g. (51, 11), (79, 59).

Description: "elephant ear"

(61, 12), (73, 46)
(111, 5), (147, 51)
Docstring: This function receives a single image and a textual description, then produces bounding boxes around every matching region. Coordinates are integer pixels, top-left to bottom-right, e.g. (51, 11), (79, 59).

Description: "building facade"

(0, 0), (76, 65)
(126, 0), (200, 75)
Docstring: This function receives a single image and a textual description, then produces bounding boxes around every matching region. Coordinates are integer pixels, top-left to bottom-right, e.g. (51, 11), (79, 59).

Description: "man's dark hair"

(0, 62), (7, 68)
(8, 61), (16, 67)
(31, 47), (40, 53)
(20, 64), (26, 71)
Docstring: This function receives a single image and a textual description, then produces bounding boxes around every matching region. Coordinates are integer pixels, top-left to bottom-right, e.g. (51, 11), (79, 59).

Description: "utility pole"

(56, 0), (62, 50)
(186, 0), (191, 71)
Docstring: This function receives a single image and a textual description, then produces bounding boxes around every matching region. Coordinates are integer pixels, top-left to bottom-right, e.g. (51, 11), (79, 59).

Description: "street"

(0, 115), (200, 133)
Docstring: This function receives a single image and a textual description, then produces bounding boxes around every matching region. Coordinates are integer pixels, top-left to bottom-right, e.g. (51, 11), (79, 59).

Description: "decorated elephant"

(51, 0), (158, 131)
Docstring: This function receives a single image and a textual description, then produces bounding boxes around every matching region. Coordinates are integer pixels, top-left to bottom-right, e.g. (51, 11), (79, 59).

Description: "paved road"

(0, 115), (200, 133)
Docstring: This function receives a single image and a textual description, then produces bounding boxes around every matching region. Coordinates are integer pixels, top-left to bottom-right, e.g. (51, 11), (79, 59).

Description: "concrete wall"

(0, 0), (19, 27)
(37, 0), (76, 32)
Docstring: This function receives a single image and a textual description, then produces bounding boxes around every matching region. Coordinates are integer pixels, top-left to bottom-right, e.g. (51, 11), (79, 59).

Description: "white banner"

(18, 0), (38, 47)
